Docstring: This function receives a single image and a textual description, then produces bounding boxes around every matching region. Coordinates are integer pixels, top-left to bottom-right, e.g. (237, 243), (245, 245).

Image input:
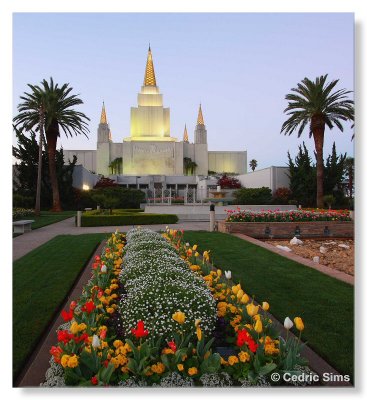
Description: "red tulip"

(91, 376), (98, 385)
(131, 320), (149, 338)
(81, 301), (96, 314)
(69, 301), (77, 310)
(61, 309), (74, 322)
(167, 341), (177, 352)
(50, 346), (63, 363)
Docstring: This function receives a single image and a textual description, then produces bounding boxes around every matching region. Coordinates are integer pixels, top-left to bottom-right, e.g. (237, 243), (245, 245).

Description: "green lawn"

(183, 231), (354, 379)
(28, 211), (76, 230)
(13, 233), (107, 382)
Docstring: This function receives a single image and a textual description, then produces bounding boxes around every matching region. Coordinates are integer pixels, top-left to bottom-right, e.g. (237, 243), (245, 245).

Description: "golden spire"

(183, 124), (189, 142)
(144, 45), (157, 86)
(100, 101), (107, 124)
(197, 103), (204, 125)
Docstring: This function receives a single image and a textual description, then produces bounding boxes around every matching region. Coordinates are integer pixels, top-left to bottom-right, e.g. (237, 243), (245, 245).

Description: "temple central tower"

(127, 46), (174, 142)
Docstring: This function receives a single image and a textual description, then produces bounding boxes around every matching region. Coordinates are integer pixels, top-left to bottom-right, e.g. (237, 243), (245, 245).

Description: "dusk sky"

(13, 13), (354, 168)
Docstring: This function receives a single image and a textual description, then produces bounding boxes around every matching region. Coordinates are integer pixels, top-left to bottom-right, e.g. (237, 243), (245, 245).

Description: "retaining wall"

(218, 221), (354, 238)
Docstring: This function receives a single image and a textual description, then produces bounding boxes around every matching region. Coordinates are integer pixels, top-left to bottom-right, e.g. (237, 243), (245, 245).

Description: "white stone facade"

(63, 47), (247, 183)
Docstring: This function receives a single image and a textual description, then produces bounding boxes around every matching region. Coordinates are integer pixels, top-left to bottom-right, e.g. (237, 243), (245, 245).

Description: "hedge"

(84, 208), (144, 215)
(80, 213), (178, 226)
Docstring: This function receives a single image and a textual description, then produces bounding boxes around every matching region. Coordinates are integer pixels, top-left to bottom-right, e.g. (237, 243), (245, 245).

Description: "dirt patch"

(263, 238), (354, 276)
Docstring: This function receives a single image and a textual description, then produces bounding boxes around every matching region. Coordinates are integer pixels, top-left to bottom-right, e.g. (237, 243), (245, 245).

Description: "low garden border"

(218, 221), (354, 239)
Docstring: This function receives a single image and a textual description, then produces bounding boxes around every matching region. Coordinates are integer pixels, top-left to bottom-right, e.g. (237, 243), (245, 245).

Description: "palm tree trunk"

(313, 129), (325, 208)
(46, 121), (62, 212)
(35, 107), (44, 216)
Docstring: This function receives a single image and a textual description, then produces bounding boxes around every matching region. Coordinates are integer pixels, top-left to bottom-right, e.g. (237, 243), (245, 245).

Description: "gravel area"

(263, 238), (354, 276)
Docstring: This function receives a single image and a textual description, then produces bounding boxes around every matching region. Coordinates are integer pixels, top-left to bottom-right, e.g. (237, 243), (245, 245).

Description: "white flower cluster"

(118, 377), (148, 387)
(152, 372), (194, 387)
(119, 228), (217, 341)
(199, 372), (233, 387)
(40, 357), (66, 387)
(239, 374), (271, 387)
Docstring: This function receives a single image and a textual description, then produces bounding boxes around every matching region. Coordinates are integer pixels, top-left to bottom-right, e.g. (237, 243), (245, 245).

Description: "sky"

(12, 12), (355, 169)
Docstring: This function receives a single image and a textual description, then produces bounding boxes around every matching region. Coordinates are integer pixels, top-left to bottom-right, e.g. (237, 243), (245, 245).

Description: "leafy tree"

(13, 77), (89, 211)
(217, 174), (241, 189)
(13, 128), (77, 209)
(287, 143), (317, 207)
(249, 159), (258, 172)
(281, 74), (354, 207)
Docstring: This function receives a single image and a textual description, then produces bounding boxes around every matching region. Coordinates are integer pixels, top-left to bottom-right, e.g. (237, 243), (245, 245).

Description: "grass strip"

(13, 233), (107, 381)
(182, 231), (354, 379)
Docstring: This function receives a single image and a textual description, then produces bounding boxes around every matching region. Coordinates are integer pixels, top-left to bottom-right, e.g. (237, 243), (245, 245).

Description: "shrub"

(13, 193), (35, 209)
(76, 188), (145, 210)
(233, 187), (272, 205)
(13, 207), (34, 220)
(217, 174), (242, 189)
(80, 213), (178, 226)
(272, 187), (292, 205)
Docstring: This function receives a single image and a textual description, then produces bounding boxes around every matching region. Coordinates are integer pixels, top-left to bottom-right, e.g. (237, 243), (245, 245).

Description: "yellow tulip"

(246, 303), (259, 317)
(240, 293), (250, 304)
(216, 269), (222, 278)
(192, 244), (198, 251)
(294, 317), (304, 331)
(172, 311), (186, 324)
(232, 284), (241, 295)
(236, 289), (244, 300)
(262, 302), (270, 311)
(254, 319), (263, 333)
(196, 326), (202, 341)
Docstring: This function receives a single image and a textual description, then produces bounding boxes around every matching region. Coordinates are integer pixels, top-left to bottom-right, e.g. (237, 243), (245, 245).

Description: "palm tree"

(281, 75), (354, 208)
(249, 159), (258, 172)
(14, 78), (90, 211)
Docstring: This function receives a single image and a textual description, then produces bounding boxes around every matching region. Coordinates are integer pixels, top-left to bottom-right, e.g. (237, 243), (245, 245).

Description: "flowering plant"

(225, 208), (352, 223)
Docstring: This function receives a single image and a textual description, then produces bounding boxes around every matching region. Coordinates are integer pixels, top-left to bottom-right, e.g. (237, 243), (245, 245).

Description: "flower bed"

(225, 209), (352, 223)
(44, 228), (309, 387)
(13, 207), (34, 220)
(221, 209), (353, 239)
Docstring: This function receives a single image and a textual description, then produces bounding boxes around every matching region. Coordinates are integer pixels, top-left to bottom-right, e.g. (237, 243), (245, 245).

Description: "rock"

(290, 236), (303, 245)
(313, 256), (320, 263)
(338, 244), (350, 249)
(276, 245), (292, 252)
(324, 241), (337, 245)
(319, 246), (327, 254)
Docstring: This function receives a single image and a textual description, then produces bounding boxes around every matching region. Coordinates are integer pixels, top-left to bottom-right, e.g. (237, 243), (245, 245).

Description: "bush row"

(80, 213), (178, 227)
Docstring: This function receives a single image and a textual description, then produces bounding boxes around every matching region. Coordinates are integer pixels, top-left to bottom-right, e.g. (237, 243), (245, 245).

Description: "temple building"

(63, 46), (247, 189)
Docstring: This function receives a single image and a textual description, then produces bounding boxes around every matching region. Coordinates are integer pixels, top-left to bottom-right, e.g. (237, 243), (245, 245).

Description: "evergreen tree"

(324, 142), (346, 197)
(287, 142), (316, 207)
(13, 128), (77, 209)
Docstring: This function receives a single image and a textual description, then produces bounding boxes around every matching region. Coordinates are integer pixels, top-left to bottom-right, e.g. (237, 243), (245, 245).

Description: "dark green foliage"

(77, 187), (145, 210)
(272, 187), (292, 205)
(233, 187), (272, 205)
(324, 142), (347, 205)
(287, 142), (348, 208)
(287, 143), (316, 207)
(13, 129), (77, 209)
(13, 193), (34, 208)
(182, 231), (354, 379)
(80, 213), (178, 226)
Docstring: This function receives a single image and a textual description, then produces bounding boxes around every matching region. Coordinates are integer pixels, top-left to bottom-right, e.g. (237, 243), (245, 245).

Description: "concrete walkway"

(12, 217), (210, 261)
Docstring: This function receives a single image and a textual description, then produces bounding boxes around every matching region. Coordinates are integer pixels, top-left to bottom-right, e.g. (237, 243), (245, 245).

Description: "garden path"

(12, 217), (210, 261)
